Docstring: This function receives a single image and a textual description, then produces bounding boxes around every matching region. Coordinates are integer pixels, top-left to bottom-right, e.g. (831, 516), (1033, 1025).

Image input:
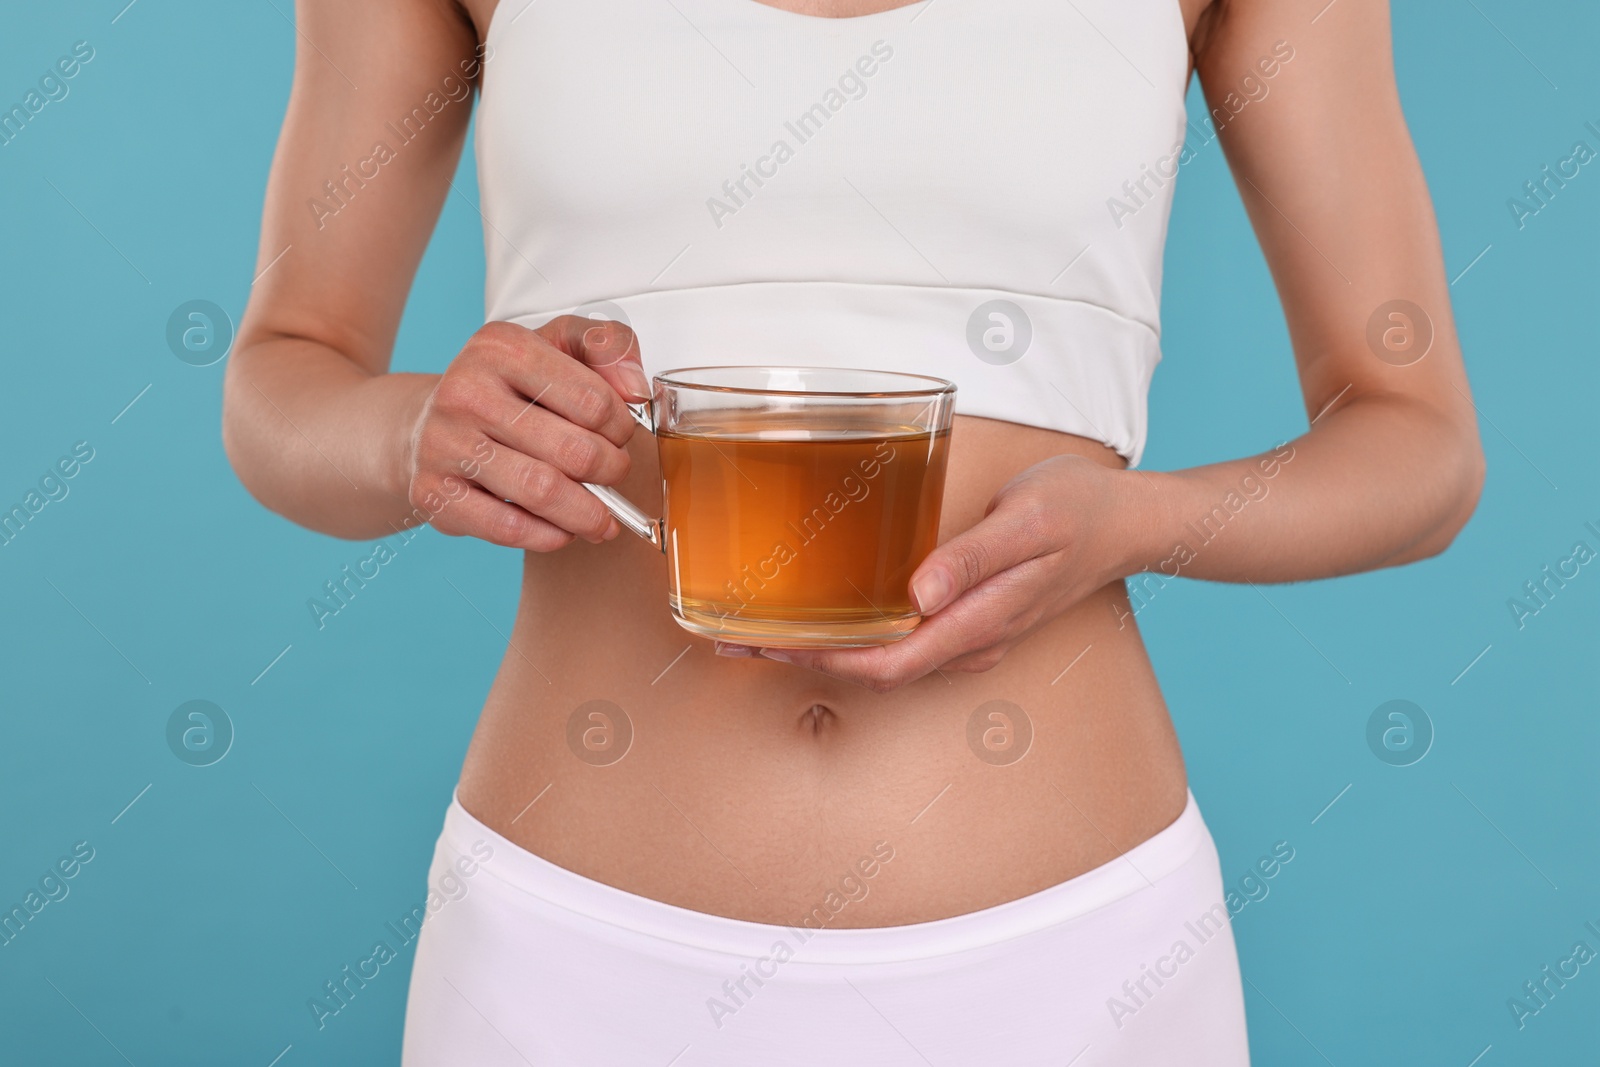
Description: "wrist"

(379, 372), (439, 505)
(1103, 466), (1184, 581)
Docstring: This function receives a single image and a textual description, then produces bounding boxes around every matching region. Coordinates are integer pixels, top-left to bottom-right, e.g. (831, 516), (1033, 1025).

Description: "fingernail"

(714, 642), (754, 657)
(911, 571), (953, 614)
(757, 649), (791, 663)
(619, 361), (651, 401)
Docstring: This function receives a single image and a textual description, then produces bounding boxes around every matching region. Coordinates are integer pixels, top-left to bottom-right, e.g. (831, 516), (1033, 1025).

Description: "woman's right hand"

(405, 315), (650, 551)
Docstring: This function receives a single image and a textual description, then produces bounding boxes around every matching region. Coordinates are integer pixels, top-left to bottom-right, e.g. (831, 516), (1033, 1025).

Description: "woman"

(223, 0), (1483, 1061)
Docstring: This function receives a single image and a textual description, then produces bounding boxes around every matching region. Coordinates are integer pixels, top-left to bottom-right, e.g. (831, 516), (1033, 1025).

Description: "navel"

(800, 703), (838, 737)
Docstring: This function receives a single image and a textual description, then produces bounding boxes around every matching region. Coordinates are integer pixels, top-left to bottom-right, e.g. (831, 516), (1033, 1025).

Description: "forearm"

(222, 337), (437, 540)
(1123, 391), (1485, 585)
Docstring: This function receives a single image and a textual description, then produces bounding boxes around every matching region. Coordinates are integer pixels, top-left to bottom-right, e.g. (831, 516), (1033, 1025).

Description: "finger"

(757, 578), (1022, 690)
(941, 643), (1014, 674)
(759, 640), (939, 693)
(486, 392), (631, 486)
(426, 482), (577, 552)
(470, 445), (617, 544)
(757, 622), (955, 692)
(538, 314), (651, 404)
(908, 493), (1054, 616)
(474, 322), (638, 446)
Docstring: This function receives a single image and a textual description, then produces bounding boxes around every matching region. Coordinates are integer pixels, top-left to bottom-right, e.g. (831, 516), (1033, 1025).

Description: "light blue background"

(1, 1), (1595, 1063)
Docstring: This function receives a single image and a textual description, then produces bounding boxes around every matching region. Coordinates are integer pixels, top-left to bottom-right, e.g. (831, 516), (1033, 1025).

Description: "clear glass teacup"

(583, 366), (956, 648)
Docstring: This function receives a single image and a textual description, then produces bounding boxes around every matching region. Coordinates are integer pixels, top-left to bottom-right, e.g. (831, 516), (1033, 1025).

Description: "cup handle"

(582, 398), (666, 553)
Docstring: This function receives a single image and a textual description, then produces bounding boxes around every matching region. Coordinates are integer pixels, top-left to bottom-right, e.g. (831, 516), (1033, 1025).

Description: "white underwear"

(401, 790), (1250, 1065)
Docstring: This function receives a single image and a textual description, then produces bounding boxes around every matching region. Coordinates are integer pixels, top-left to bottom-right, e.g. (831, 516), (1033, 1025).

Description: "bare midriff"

(455, 415), (1188, 928)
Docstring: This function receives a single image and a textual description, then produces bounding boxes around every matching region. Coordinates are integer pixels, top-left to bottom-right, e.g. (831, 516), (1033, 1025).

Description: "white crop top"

(476, 0), (1190, 465)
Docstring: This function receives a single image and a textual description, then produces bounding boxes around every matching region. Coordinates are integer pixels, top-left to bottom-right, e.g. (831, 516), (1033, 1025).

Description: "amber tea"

(658, 408), (950, 646)
(578, 365), (956, 648)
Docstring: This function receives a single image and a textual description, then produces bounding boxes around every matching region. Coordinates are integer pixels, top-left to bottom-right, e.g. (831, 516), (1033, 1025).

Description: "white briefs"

(401, 790), (1251, 1065)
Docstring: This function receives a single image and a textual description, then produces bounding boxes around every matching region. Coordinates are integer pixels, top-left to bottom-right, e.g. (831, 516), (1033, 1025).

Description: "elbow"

(219, 364), (255, 494)
(1458, 436), (1487, 522)
(219, 351), (278, 514)
(220, 383), (247, 488)
(220, 413), (263, 509)
(1412, 431), (1487, 561)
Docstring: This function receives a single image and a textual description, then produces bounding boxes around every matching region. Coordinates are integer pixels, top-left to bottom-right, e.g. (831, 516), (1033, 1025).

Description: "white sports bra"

(476, 0), (1190, 465)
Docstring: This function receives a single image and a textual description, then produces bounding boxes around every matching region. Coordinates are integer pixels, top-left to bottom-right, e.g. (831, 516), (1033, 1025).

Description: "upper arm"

(1194, 0), (1475, 427)
(236, 0), (483, 373)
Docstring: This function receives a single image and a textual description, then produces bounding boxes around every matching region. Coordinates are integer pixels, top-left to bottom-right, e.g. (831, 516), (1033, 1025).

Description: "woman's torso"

(452, 0), (1210, 927)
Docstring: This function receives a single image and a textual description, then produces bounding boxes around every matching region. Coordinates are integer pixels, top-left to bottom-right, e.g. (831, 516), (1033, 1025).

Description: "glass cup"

(584, 366), (956, 648)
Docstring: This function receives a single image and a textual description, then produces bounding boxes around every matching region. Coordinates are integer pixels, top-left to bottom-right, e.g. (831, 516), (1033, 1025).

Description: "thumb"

(540, 314), (651, 402)
(909, 492), (1051, 615)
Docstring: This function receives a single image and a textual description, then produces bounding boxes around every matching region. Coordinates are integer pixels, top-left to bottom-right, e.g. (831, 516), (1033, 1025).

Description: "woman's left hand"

(713, 454), (1154, 693)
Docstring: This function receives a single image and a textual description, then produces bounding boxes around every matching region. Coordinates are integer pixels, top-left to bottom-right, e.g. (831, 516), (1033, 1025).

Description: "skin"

(224, 0), (1483, 926)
